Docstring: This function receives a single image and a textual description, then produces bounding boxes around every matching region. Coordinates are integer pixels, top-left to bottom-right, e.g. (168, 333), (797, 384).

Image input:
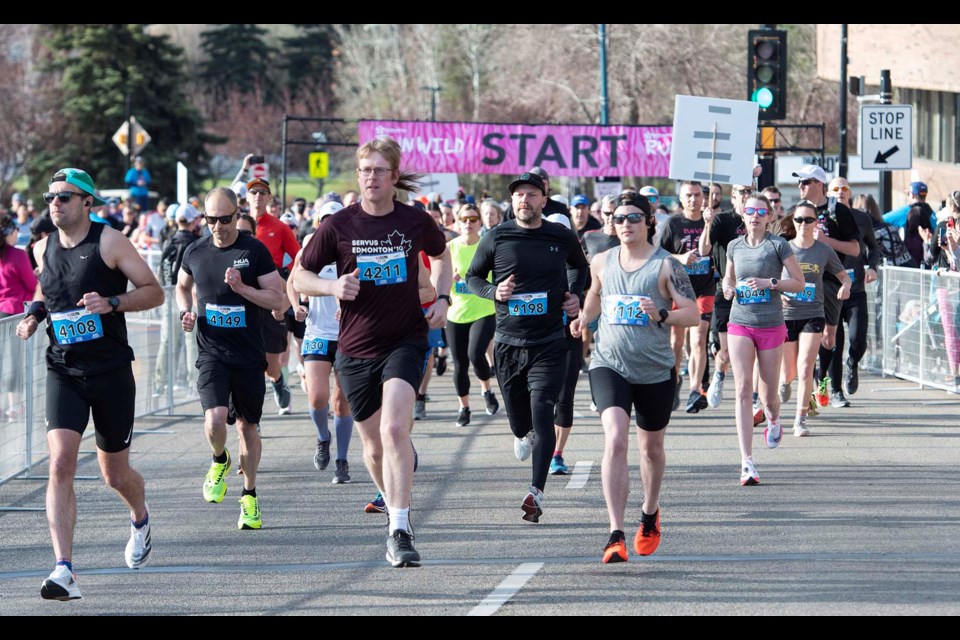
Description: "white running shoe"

(706, 371), (725, 408)
(40, 565), (82, 601)
(740, 458), (760, 486)
(125, 506), (153, 569)
(514, 431), (535, 461)
(793, 416), (810, 437)
(764, 415), (783, 448)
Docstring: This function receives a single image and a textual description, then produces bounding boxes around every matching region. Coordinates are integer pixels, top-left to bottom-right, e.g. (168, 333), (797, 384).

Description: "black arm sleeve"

(565, 230), (589, 297)
(862, 219), (880, 270)
(465, 230), (498, 300)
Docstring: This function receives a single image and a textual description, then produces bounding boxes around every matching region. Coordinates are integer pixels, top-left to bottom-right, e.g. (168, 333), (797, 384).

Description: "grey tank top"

(590, 246), (675, 384)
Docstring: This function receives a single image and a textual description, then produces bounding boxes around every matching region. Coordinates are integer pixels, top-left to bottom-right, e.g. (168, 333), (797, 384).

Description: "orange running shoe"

(602, 531), (628, 564)
(634, 510), (661, 556)
(816, 377), (830, 407)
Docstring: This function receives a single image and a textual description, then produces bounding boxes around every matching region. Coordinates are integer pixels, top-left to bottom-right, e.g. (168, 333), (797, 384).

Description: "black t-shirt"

(180, 233), (277, 367)
(659, 214), (714, 298)
(465, 219), (589, 347)
(583, 230), (620, 260)
(815, 201), (861, 287)
(842, 208), (879, 295)
(575, 216), (602, 254)
(706, 209), (746, 287)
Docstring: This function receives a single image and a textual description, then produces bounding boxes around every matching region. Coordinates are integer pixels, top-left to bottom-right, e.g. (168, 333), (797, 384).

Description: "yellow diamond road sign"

(309, 152), (329, 179)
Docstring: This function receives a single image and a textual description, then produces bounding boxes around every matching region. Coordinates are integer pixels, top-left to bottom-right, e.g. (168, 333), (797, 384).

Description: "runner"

(287, 201), (355, 483)
(569, 191), (699, 563)
(17, 168), (165, 600)
(778, 201), (851, 436)
(721, 193), (805, 485)
(445, 202), (498, 427)
(465, 171), (588, 523)
(177, 187), (285, 530)
(296, 137), (452, 568)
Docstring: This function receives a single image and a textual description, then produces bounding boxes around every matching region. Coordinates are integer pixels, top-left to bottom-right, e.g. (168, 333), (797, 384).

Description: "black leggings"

(555, 333), (583, 429)
(444, 316), (496, 397)
(825, 291), (869, 390)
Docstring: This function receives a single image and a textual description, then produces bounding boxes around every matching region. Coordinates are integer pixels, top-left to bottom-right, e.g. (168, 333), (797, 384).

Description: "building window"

(898, 88), (960, 163)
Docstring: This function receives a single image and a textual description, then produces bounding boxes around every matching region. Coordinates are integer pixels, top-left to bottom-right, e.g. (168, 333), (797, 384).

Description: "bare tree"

(0, 24), (43, 200)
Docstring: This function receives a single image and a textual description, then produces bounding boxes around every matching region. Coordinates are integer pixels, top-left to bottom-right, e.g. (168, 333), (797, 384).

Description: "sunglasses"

(613, 213), (645, 225)
(743, 207), (769, 216)
(734, 188), (753, 196)
(43, 191), (86, 204)
(767, 198), (781, 204)
(830, 185), (851, 193)
(460, 215), (480, 223)
(204, 213), (236, 226)
(794, 216), (818, 225)
(248, 189), (270, 196)
(799, 179), (819, 186)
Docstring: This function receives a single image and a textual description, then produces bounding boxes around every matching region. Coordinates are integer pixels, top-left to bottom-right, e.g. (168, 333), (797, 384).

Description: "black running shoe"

(385, 529), (421, 568)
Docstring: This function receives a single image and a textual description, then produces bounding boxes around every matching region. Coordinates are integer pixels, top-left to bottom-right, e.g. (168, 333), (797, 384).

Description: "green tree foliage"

(281, 24), (337, 98)
(26, 24), (213, 201)
(199, 23), (276, 104)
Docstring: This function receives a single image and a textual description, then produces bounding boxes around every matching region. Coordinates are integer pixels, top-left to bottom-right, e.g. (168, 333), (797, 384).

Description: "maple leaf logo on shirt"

(383, 230), (413, 256)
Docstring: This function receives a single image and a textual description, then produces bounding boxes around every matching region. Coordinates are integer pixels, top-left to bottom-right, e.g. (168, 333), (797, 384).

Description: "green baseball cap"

(49, 168), (107, 206)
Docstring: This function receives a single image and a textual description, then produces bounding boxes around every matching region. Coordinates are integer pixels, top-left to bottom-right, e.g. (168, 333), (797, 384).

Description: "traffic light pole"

(839, 24), (848, 178)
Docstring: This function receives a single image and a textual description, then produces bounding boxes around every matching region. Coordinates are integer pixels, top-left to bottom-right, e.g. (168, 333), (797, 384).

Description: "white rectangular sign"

(669, 96), (759, 186)
(860, 104), (912, 171)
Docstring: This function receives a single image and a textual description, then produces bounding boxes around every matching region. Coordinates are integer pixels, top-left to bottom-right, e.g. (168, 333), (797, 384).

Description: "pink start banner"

(358, 120), (673, 178)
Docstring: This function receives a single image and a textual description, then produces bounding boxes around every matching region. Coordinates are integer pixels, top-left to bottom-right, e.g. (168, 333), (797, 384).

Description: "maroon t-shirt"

(300, 201), (447, 358)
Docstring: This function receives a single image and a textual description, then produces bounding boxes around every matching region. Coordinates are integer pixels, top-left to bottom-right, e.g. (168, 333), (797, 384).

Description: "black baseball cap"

(508, 172), (546, 196)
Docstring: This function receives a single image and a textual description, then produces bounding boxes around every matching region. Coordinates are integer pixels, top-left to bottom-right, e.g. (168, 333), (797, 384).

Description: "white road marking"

(566, 461), (593, 489)
(468, 562), (543, 616)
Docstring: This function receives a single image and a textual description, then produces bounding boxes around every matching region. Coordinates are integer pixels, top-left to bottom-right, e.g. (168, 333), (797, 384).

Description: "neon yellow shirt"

(448, 235), (494, 324)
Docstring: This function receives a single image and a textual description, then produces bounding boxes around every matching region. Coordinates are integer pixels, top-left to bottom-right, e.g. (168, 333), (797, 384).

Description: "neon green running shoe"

(238, 494), (262, 530)
(202, 450), (231, 503)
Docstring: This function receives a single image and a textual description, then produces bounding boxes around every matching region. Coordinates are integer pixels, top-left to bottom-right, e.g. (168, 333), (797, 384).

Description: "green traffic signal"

(752, 87), (775, 109)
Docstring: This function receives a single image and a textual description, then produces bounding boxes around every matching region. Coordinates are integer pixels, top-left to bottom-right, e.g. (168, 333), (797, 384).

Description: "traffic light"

(747, 29), (787, 121)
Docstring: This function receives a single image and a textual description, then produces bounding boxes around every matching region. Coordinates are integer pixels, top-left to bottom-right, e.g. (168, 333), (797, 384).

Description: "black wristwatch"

(436, 294), (452, 305)
(769, 277), (779, 290)
(108, 296), (121, 313)
(179, 310), (190, 321)
(656, 308), (669, 328)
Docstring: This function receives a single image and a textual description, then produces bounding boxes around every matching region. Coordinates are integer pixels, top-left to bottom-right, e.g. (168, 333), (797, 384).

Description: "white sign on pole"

(250, 163), (270, 181)
(177, 162), (188, 206)
(669, 96), (760, 186)
(860, 105), (913, 171)
(594, 178), (623, 200)
(419, 173), (460, 202)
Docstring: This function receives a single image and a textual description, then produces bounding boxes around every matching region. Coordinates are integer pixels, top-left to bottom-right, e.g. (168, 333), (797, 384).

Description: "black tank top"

(40, 222), (134, 376)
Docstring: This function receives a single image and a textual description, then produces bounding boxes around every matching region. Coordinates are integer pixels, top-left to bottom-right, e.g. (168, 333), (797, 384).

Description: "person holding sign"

(570, 191), (699, 563)
(721, 193), (804, 486)
(17, 168), (164, 600)
(177, 188), (285, 530)
(777, 201), (851, 436)
(296, 137), (452, 568)
(465, 171), (587, 524)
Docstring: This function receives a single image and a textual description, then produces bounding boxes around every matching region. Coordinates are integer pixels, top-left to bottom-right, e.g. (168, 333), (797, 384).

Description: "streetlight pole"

(839, 24), (848, 178)
(420, 85), (442, 121)
(599, 24), (608, 126)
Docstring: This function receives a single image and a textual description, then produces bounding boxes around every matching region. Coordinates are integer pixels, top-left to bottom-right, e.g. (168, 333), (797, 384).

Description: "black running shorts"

(197, 362), (266, 425)
(284, 309), (306, 340)
(46, 366), (136, 453)
(262, 310), (288, 354)
(823, 279), (842, 326)
(302, 337), (338, 364)
(335, 341), (430, 422)
(785, 317), (826, 342)
(589, 366), (676, 432)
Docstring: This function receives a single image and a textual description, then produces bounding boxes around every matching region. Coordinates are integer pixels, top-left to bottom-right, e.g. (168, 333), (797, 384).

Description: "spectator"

(124, 155), (152, 212)
(884, 181), (937, 230)
(0, 212), (37, 419)
(905, 204), (935, 268)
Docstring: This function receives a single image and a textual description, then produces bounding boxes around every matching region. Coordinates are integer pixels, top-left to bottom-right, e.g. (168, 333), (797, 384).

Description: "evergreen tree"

(280, 24), (337, 98)
(199, 24), (276, 103)
(26, 24), (213, 202)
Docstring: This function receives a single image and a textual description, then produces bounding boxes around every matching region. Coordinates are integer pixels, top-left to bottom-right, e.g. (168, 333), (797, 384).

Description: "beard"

(515, 206), (541, 223)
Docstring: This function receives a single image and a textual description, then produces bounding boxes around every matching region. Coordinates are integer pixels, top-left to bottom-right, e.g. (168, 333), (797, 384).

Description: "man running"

(296, 137), (452, 568)
(177, 188), (285, 530)
(465, 171), (587, 523)
(571, 192), (699, 563)
(17, 168), (164, 600)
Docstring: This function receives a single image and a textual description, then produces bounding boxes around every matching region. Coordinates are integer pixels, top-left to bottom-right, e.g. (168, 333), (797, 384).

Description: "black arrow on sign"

(874, 146), (900, 164)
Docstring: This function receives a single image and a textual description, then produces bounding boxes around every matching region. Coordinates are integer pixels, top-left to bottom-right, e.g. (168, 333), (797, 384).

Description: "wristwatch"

(769, 278), (779, 290)
(436, 294), (452, 305)
(108, 296), (121, 312)
(656, 308), (669, 328)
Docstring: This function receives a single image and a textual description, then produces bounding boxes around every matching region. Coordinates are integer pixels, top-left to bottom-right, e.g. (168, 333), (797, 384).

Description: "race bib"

(783, 282), (816, 303)
(845, 268), (856, 283)
(604, 294), (650, 326)
(454, 281), (471, 295)
(357, 252), (407, 286)
(685, 256), (711, 276)
(507, 292), (547, 316)
(205, 304), (246, 328)
(302, 338), (330, 356)
(735, 281), (770, 305)
(50, 309), (103, 345)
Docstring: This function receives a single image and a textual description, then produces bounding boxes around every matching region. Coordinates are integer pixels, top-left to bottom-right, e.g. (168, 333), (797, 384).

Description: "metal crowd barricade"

(0, 286), (194, 506)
